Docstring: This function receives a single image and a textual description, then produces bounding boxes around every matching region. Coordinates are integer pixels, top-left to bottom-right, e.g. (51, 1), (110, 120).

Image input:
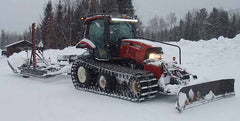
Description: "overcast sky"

(0, 0), (239, 33)
(134, 0), (240, 24)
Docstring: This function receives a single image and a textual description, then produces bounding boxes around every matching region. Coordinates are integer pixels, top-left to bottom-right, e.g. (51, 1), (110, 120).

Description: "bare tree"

(166, 12), (177, 29)
(158, 17), (168, 31)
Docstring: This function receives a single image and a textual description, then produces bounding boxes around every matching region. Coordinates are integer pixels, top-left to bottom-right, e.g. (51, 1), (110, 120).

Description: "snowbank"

(40, 46), (86, 63)
(1, 35), (240, 121)
(175, 35), (240, 83)
(8, 46), (85, 69)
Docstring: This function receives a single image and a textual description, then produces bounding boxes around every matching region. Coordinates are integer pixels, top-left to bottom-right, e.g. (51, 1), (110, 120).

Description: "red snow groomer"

(71, 14), (235, 112)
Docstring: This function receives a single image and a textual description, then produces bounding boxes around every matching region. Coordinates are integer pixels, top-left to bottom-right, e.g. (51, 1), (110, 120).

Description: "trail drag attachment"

(7, 23), (70, 78)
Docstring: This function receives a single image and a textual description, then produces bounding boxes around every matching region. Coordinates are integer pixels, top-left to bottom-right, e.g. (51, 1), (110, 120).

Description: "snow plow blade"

(176, 79), (235, 112)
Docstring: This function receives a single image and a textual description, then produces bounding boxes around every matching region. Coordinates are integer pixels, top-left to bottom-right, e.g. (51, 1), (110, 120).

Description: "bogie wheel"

(97, 74), (116, 92)
(129, 80), (141, 98)
(71, 61), (93, 88)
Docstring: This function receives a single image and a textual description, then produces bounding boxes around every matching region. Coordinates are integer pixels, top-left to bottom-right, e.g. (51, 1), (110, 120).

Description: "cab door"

(87, 19), (109, 59)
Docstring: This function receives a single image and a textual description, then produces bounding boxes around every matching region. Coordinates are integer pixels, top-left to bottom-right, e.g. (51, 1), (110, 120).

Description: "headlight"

(160, 54), (164, 60)
(149, 53), (164, 60)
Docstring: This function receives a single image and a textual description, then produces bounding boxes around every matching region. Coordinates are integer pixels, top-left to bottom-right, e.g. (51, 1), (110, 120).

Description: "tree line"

(0, 30), (22, 50)
(38, 0), (135, 49)
(1, 1), (240, 50)
(0, 0), (135, 50)
(144, 8), (240, 41)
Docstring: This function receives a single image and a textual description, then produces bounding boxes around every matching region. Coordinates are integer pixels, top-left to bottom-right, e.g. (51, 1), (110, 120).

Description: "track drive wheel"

(97, 74), (116, 92)
(77, 66), (92, 86)
(72, 61), (93, 88)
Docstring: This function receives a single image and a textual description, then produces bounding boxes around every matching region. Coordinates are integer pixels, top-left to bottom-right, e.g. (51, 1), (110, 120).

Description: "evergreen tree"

(72, 0), (88, 44)
(55, 0), (65, 49)
(218, 9), (229, 37)
(191, 21), (199, 41)
(144, 7), (240, 41)
(62, 3), (72, 46)
(0, 30), (11, 49)
(176, 19), (185, 40)
(100, 0), (118, 14)
(238, 19), (240, 33)
(40, 0), (56, 49)
(162, 29), (169, 41)
(0, 30), (5, 49)
(168, 27), (177, 41)
(117, 0), (134, 16)
(89, 0), (100, 15)
(207, 8), (219, 39)
(184, 11), (193, 40)
(194, 8), (208, 40)
(228, 14), (238, 38)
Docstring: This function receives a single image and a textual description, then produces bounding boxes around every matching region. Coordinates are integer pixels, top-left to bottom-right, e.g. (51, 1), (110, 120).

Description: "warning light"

(81, 17), (85, 20)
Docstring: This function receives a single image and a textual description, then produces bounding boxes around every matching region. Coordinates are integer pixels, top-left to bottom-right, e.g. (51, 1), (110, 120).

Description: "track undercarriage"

(71, 58), (159, 102)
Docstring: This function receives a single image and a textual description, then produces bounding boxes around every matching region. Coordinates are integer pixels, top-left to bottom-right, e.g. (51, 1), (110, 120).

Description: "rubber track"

(71, 59), (159, 102)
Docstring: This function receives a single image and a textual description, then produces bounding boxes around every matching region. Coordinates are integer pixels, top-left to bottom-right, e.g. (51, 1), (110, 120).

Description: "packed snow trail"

(1, 35), (240, 121)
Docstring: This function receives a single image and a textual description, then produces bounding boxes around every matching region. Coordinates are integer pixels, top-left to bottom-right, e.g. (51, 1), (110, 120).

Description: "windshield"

(110, 22), (135, 43)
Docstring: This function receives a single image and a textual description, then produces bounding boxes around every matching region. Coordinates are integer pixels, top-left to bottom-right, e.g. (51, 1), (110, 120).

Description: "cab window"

(110, 22), (135, 42)
(87, 19), (108, 59)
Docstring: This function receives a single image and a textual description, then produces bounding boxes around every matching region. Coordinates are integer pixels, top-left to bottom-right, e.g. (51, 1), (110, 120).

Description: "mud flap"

(176, 79), (235, 112)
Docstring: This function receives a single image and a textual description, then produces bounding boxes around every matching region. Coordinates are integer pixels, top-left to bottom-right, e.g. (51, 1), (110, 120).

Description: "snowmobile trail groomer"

(70, 14), (235, 112)
(7, 15), (235, 112)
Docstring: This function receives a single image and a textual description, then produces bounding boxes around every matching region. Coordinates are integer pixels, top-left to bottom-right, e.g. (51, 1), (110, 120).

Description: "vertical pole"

(32, 23), (37, 70)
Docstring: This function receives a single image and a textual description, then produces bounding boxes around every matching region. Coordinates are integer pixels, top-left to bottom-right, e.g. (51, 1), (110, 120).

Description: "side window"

(88, 19), (107, 58)
(89, 19), (104, 44)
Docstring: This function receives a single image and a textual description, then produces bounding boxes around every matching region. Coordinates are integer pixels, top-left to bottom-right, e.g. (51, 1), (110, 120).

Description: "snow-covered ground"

(0, 35), (240, 121)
